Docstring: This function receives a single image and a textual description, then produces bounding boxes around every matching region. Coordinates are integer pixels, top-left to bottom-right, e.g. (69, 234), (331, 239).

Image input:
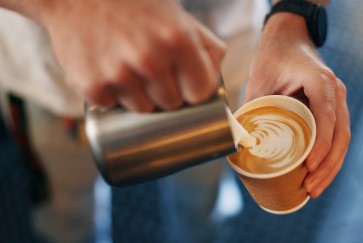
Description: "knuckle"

(136, 52), (160, 78)
(320, 87), (336, 104)
(321, 106), (336, 122)
(337, 81), (348, 98)
(163, 27), (191, 51)
(151, 90), (183, 111)
(104, 66), (130, 86)
(318, 69), (337, 98)
(320, 68), (337, 84)
(184, 81), (217, 105)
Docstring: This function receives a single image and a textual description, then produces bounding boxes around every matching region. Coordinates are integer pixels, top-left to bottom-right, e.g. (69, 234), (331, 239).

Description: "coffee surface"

(235, 106), (310, 174)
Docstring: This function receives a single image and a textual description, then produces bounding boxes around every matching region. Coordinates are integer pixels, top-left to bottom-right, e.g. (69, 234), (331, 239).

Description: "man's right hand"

(26, 0), (225, 112)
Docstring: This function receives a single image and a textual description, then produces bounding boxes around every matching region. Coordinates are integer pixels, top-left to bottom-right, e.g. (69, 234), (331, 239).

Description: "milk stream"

(227, 108), (256, 148)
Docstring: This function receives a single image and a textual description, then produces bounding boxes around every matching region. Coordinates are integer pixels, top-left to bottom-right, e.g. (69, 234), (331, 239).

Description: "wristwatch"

(264, 0), (328, 47)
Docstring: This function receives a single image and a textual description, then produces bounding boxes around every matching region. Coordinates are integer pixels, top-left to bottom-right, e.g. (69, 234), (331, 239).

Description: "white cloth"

(0, 0), (268, 117)
(0, 10), (84, 117)
(27, 102), (97, 243)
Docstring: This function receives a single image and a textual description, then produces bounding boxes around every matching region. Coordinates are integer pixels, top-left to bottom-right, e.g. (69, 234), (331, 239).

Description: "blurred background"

(1, 0), (363, 242)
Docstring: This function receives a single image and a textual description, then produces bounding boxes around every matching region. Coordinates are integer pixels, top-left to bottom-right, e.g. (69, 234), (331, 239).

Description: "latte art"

(236, 106), (310, 174)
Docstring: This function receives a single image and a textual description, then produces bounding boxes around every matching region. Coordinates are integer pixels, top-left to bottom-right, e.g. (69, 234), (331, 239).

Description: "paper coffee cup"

(227, 95), (316, 214)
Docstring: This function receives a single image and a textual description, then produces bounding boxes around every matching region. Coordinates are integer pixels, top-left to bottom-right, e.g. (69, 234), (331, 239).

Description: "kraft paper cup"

(227, 95), (316, 214)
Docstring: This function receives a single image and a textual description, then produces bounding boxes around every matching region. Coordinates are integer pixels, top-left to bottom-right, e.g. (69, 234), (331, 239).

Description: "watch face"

(316, 7), (327, 47)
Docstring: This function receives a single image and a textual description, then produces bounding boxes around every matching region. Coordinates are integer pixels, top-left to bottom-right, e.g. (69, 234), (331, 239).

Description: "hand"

(244, 13), (351, 198)
(38, 0), (225, 111)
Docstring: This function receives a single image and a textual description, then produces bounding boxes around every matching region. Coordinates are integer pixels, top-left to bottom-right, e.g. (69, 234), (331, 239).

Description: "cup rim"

(227, 95), (316, 179)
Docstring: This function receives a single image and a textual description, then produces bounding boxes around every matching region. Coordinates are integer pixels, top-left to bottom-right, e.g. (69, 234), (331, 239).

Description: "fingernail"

(314, 186), (324, 198)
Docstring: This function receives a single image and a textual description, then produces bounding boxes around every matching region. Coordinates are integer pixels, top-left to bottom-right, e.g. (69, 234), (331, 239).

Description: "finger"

(83, 83), (118, 107)
(304, 79), (350, 195)
(187, 13), (226, 71)
(304, 145), (347, 195)
(100, 58), (156, 112)
(304, 70), (337, 171)
(175, 29), (219, 105)
(114, 70), (155, 112)
(242, 77), (273, 104)
(122, 41), (183, 110)
(64, 56), (119, 107)
(67, 74), (118, 107)
(144, 69), (184, 110)
(307, 150), (347, 198)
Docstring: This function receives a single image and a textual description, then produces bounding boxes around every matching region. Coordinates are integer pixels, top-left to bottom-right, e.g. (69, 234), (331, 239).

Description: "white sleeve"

(0, 9), (84, 117)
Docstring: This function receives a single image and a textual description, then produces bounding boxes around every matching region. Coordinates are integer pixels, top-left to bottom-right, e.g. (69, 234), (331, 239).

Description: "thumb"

(242, 77), (273, 104)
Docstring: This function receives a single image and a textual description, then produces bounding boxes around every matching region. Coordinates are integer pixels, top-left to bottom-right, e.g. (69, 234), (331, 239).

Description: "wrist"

(262, 13), (312, 47)
(265, 0), (328, 47)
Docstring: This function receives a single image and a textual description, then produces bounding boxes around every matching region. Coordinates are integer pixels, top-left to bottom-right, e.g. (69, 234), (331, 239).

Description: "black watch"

(264, 0), (328, 47)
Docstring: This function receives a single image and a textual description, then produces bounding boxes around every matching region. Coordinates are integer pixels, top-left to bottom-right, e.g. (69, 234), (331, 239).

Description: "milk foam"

(236, 106), (310, 174)
(248, 115), (305, 170)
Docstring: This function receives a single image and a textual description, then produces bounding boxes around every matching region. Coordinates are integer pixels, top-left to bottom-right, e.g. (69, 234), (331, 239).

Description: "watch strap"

(265, 0), (316, 24)
(264, 0), (327, 47)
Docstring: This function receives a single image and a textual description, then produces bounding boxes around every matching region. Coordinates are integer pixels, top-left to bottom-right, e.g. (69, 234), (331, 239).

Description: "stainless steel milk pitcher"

(85, 86), (236, 186)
